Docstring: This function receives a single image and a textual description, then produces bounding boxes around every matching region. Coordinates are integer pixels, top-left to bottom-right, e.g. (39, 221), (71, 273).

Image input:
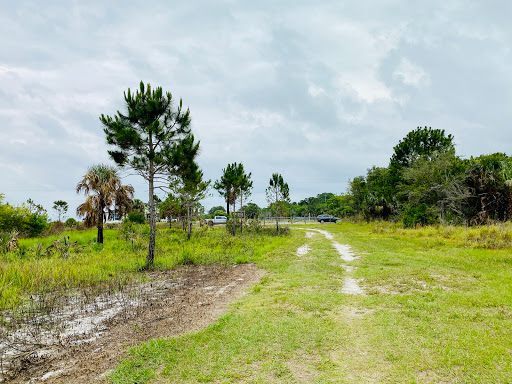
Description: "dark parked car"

(317, 214), (340, 223)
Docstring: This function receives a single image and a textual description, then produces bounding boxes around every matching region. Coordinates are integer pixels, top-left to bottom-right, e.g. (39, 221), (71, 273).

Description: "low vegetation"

(0, 224), (290, 311)
(107, 223), (512, 383)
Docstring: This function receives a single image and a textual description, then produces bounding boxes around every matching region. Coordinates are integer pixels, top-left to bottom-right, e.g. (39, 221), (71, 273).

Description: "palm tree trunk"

(97, 199), (104, 244)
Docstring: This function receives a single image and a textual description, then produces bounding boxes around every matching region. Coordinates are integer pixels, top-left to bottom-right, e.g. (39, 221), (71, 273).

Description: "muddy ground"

(3, 264), (263, 383)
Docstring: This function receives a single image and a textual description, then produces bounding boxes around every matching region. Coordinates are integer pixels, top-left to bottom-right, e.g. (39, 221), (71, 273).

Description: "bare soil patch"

(3, 264), (263, 383)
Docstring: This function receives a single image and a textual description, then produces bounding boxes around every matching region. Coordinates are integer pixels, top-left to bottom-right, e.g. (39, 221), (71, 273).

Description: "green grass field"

(107, 223), (512, 383)
(0, 224), (289, 310)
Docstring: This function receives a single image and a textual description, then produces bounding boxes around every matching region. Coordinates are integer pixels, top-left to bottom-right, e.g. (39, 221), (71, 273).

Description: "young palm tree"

(76, 164), (134, 243)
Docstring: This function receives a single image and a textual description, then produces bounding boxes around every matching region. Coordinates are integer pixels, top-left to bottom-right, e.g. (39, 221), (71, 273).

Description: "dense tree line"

(346, 127), (512, 226)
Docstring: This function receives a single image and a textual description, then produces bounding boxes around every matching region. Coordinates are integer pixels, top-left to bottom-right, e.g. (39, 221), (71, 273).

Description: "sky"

(1, 1), (512, 220)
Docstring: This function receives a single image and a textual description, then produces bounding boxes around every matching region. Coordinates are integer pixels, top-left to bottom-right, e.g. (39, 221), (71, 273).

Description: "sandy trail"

(296, 227), (365, 295)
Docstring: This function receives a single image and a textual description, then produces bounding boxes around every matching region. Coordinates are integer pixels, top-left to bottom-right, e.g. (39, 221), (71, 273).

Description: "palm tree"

(76, 164), (134, 243)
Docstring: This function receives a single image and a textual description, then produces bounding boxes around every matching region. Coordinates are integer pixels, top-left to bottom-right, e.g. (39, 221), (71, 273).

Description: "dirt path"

(296, 227), (365, 295)
(6, 264), (264, 383)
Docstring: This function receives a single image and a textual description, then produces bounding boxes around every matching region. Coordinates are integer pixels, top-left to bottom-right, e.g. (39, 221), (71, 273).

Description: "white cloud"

(308, 84), (325, 98)
(1, 1), (512, 212)
(393, 58), (431, 88)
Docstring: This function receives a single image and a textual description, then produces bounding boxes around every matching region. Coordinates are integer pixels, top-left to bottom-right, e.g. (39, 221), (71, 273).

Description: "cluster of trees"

(0, 196), (49, 237)
(204, 192), (346, 220)
(212, 162), (253, 234)
(0, 196), (78, 238)
(345, 127), (512, 226)
(21, 80), (506, 270)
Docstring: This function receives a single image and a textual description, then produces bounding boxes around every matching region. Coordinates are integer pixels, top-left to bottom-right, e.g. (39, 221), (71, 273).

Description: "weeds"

(0, 226), (289, 311)
(0, 226), (290, 381)
(371, 221), (512, 249)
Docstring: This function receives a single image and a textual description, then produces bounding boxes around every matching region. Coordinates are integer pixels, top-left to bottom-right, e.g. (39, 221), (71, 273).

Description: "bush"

(126, 211), (146, 224)
(402, 204), (438, 228)
(25, 212), (49, 236)
(65, 218), (78, 227)
(0, 199), (48, 237)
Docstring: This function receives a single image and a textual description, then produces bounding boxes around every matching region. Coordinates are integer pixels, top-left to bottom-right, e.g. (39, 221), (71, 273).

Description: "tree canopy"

(266, 173), (290, 232)
(52, 200), (68, 223)
(101, 81), (192, 267)
(390, 126), (455, 169)
(76, 164), (134, 243)
(213, 162), (252, 229)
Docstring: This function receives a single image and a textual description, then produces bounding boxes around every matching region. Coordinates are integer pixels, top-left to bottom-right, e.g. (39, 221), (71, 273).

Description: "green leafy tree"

(0, 196), (48, 236)
(266, 173), (290, 232)
(24, 198), (49, 236)
(326, 195), (355, 217)
(76, 164), (134, 243)
(400, 150), (469, 225)
(52, 200), (68, 223)
(348, 176), (367, 216)
(132, 199), (146, 213)
(213, 209), (226, 217)
(213, 163), (238, 216)
(160, 194), (183, 228)
(127, 211), (146, 224)
(213, 162), (252, 235)
(65, 218), (78, 227)
(243, 202), (260, 219)
(364, 166), (396, 219)
(390, 126), (455, 169)
(208, 206), (225, 217)
(101, 81), (192, 267)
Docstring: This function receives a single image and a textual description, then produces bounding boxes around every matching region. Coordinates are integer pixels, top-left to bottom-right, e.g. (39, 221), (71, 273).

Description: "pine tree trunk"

(146, 164), (156, 268)
(275, 189), (279, 233)
(187, 199), (192, 240)
(240, 194), (243, 234)
(226, 191), (230, 216)
(232, 201), (236, 236)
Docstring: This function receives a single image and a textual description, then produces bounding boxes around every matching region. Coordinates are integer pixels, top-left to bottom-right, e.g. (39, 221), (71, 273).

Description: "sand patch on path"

(296, 244), (310, 257)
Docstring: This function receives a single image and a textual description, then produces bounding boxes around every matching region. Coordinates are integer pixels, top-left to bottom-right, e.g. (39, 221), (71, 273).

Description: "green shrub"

(127, 211), (146, 224)
(65, 218), (78, 227)
(402, 204), (437, 228)
(213, 210), (226, 217)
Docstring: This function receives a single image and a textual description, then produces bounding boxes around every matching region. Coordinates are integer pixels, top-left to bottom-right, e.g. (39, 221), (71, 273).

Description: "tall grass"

(371, 221), (512, 248)
(0, 225), (289, 310)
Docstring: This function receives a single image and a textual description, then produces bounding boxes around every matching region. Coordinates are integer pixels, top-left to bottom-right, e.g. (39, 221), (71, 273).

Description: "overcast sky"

(1, 1), (512, 219)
